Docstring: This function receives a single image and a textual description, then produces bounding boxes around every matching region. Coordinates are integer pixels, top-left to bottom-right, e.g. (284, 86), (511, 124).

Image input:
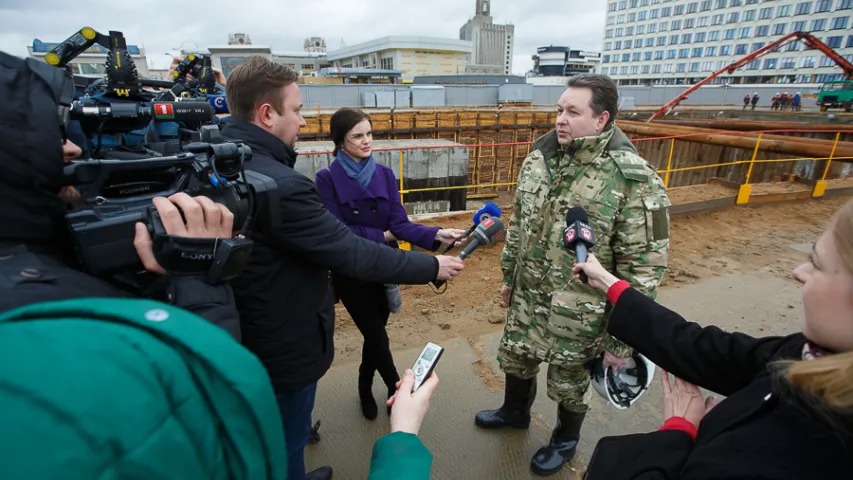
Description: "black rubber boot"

(475, 374), (537, 429)
(306, 466), (333, 480)
(385, 373), (399, 416)
(358, 365), (378, 420)
(530, 407), (586, 476)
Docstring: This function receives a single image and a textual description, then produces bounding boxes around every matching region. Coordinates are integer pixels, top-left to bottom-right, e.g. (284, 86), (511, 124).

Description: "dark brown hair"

(565, 73), (619, 129)
(225, 56), (299, 121)
(330, 107), (371, 156)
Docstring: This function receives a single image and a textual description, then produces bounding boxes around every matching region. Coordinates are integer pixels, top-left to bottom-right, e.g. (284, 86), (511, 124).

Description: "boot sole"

(474, 418), (531, 429)
(530, 464), (564, 476)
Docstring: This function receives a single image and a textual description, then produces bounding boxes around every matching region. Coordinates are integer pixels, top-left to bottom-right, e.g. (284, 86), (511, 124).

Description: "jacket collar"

(221, 118), (298, 168)
(532, 125), (637, 166)
(329, 159), (388, 204)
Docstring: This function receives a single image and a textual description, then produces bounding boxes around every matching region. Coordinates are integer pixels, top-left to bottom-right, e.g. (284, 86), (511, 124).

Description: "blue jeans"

(276, 382), (318, 480)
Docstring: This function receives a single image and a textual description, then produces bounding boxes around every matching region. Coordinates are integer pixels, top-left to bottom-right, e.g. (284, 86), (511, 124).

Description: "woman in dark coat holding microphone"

(316, 108), (464, 420)
(574, 199), (853, 479)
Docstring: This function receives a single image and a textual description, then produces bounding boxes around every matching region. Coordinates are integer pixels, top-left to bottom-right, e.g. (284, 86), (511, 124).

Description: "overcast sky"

(0, 0), (606, 75)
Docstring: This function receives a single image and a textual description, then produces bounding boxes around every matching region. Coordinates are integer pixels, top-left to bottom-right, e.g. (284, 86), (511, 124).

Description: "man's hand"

(435, 255), (464, 281)
(169, 56), (227, 86)
(133, 193), (234, 274)
(602, 351), (628, 371)
(500, 284), (512, 307)
(435, 228), (468, 247)
(386, 369), (439, 436)
(661, 371), (706, 428)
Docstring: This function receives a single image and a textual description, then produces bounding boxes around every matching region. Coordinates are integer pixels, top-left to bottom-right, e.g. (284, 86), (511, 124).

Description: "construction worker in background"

(751, 93), (760, 111)
(743, 93), (750, 109)
(475, 73), (670, 477)
(793, 92), (802, 112)
(772, 93), (781, 111)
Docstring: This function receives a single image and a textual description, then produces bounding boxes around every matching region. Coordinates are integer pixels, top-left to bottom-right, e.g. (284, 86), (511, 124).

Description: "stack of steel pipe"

(616, 119), (853, 161)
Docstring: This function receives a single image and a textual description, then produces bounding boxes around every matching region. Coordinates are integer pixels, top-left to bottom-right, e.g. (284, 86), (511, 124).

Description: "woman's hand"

(436, 228), (467, 246)
(386, 369), (440, 436)
(384, 230), (398, 242)
(572, 253), (620, 293)
(661, 371), (706, 429)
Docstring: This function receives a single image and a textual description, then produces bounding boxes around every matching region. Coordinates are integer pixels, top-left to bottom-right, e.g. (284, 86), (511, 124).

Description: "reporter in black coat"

(220, 57), (464, 480)
(574, 199), (853, 480)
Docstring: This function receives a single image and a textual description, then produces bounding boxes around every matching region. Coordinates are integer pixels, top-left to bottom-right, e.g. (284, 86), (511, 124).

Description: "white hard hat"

(588, 352), (656, 409)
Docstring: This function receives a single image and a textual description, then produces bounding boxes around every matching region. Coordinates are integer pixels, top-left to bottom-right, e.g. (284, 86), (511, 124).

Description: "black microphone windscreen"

(565, 206), (589, 226)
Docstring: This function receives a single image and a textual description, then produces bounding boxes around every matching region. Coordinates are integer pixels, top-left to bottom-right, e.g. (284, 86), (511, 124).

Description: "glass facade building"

(598, 0), (853, 84)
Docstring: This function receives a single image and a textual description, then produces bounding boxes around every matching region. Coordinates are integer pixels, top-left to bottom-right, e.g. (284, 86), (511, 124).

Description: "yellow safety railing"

(376, 129), (853, 209)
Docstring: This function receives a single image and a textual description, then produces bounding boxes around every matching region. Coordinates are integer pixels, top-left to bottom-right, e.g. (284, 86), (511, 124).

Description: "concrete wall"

(295, 83), (822, 108)
(293, 139), (469, 213)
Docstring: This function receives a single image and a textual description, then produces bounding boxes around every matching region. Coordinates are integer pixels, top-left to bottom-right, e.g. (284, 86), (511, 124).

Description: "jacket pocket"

(642, 193), (671, 247)
(546, 291), (606, 342)
(517, 178), (542, 220)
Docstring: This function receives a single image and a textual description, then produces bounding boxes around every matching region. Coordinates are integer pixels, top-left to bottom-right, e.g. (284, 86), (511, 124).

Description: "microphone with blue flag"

(440, 202), (501, 254)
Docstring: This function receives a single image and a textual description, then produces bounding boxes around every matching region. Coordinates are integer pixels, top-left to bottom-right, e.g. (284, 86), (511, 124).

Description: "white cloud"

(0, 0), (606, 74)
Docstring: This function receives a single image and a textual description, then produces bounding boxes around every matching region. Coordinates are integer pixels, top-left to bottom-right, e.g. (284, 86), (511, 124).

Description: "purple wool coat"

(316, 160), (441, 252)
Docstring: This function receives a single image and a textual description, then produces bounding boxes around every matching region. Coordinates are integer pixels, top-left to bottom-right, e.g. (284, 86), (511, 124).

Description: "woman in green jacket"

(0, 299), (437, 480)
(0, 298), (287, 480)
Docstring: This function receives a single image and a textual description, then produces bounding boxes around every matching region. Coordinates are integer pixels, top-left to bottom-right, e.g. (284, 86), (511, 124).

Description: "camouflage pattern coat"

(499, 125), (670, 365)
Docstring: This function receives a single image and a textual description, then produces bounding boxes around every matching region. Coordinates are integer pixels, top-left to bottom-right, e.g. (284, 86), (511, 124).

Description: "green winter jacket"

(0, 298), (287, 480)
(369, 432), (433, 479)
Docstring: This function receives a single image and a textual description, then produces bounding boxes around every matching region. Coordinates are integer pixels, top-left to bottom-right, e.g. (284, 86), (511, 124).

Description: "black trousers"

(333, 274), (399, 391)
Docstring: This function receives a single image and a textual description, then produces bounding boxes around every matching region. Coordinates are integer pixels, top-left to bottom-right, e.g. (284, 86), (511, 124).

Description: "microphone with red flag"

(563, 207), (596, 284)
(431, 217), (504, 292)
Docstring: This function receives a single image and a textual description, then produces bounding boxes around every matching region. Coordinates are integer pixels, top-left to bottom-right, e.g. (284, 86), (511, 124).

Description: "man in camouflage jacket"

(474, 74), (670, 476)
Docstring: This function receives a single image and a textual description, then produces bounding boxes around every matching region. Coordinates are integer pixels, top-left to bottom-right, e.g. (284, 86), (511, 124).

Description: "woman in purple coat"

(316, 108), (464, 420)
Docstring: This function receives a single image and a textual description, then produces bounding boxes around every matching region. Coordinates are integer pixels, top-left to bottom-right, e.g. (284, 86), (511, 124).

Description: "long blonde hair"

(782, 198), (853, 411)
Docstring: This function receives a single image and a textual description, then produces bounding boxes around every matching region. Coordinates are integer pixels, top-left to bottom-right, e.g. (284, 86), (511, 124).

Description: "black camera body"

(63, 126), (279, 281)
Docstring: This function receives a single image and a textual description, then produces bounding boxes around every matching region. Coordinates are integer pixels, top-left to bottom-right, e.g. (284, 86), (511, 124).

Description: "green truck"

(817, 80), (853, 112)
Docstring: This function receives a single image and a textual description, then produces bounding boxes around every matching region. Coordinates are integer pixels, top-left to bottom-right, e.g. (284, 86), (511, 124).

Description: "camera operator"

(0, 51), (240, 340)
(220, 56), (464, 480)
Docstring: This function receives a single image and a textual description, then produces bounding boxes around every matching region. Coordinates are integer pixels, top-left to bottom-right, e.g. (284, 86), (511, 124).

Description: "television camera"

(49, 27), (226, 158)
(69, 98), (216, 158)
(62, 125), (279, 283)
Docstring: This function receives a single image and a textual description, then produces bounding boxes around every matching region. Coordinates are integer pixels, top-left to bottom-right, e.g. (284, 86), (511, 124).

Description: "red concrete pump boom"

(646, 31), (853, 122)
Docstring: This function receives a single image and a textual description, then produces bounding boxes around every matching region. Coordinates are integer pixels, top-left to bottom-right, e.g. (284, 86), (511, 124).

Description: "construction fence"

(297, 126), (853, 212)
(297, 83), (826, 109)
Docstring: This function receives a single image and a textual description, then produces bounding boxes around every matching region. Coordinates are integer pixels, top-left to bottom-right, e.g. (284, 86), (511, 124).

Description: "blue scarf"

(336, 150), (376, 190)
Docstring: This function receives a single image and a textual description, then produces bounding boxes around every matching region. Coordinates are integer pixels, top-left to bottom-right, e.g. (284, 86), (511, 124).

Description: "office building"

(28, 38), (149, 77)
(304, 37), (327, 53)
(326, 36), (473, 82)
(529, 46), (601, 77)
(598, 0), (853, 85)
(460, 0), (516, 74)
(207, 33), (330, 77)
